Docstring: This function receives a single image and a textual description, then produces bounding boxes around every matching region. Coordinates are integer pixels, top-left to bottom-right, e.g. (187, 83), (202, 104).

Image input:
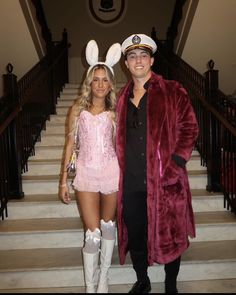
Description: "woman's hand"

(59, 185), (71, 204)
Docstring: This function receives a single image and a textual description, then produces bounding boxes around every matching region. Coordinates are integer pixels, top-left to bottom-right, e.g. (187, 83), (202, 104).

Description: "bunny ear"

(86, 40), (99, 66)
(105, 43), (122, 67)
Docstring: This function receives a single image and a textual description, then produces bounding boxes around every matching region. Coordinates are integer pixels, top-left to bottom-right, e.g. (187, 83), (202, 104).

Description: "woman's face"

(91, 68), (111, 100)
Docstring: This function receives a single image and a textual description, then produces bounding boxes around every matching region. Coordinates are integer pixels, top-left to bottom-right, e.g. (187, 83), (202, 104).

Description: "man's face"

(125, 48), (154, 79)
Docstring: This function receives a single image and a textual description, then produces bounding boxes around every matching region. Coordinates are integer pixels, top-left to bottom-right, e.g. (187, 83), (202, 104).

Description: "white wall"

(0, 0), (39, 97)
(181, 0), (236, 95)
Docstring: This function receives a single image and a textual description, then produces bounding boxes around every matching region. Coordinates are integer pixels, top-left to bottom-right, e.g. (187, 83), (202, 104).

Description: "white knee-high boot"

(82, 228), (101, 293)
(97, 220), (116, 293)
(82, 250), (100, 293)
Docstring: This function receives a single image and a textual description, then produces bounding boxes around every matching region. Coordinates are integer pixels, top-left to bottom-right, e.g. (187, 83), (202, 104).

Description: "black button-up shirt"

(124, 82), (149, 192)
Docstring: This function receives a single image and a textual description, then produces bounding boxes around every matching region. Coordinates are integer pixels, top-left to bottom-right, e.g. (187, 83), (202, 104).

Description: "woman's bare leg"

(100, 191), (117, 222)
(76, 191), (100, 230)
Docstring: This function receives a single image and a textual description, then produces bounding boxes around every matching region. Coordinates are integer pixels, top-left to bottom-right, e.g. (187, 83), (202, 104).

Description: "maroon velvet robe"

(116, 72), (199, 265)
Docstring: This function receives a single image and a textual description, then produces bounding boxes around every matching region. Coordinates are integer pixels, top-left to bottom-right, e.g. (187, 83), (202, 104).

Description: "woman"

(59, 40), (121, 293)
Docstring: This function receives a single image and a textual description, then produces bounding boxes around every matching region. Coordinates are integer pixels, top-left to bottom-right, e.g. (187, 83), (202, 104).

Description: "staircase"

(0, 83), (236, 293)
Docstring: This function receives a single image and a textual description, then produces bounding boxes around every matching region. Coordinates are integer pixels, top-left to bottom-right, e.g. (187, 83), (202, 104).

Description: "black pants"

(123, 190), (181, 287)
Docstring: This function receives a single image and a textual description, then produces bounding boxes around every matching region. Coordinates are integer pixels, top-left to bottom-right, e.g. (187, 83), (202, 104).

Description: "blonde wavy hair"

(70, 64), (117, 132)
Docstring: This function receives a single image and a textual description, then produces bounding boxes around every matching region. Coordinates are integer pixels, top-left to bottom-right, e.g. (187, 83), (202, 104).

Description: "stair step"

(0, 241), (235, 289)
(57, 97), (75, 104)
(56, 106), (71, 115)
(42, 125), (67, 135)
(191, 189), (226, 212)
(21, 171), (208, 195)
(35, 134), (66, 146)
(1, 211), (235, 250)
(186, 155), (207, 170)
(5, 190), (226, 220)
(24, 160), (63, 175)
(60, 88), (80, 95)
(31, 144), (201, 161)
(64, 83), (80, 89)
(194, 211), (236, 242)
(33, 146), (64, 160)
(6, 189), (226, 221)
(0, 217), (83, 250)
(1, 279), (236, 293)
(24, 156), (205, 175)
(6, 195), (79, 219)
(47, 115), (66, 124)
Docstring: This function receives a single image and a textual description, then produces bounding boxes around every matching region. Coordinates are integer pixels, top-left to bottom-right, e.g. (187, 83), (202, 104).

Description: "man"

(116, 33), (199, 293)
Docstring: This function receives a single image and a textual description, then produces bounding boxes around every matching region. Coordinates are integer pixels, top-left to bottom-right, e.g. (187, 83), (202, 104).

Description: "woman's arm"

(59, 105), (76, 203)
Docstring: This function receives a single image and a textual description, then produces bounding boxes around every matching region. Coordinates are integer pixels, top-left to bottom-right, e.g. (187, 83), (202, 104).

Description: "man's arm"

(172, 84), (199, 165)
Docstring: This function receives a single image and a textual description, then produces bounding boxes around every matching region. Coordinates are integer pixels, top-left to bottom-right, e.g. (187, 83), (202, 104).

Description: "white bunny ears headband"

(86, 40), (121, 76)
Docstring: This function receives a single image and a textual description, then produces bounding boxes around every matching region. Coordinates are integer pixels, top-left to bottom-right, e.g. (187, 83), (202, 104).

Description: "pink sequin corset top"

(77, 110), (117, 169)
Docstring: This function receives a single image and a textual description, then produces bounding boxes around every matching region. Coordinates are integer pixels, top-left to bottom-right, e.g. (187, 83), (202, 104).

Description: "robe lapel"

(147, 74), (167, 154)
(116, 82), (132, 171)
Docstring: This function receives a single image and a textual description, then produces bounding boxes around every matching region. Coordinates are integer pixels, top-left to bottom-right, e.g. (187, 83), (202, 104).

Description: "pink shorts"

(72, 158), (119, 195)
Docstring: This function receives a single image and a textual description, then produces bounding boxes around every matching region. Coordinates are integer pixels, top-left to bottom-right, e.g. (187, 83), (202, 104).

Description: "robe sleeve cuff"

(172, 154), (187, 168)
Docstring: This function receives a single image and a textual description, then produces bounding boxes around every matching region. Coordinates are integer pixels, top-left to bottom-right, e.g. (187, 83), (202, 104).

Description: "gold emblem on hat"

(132, 35), (141, 45)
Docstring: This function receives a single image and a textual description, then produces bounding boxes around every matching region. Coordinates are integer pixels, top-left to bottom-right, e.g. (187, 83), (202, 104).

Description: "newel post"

(204, 60), (221, 192)
(205, 60), (219, 104)
(3, 63), (19, 106)
(3, 64), (24, 199)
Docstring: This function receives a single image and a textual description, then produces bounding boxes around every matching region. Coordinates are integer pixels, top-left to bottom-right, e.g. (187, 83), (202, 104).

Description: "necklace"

(90, 104), (106, 115)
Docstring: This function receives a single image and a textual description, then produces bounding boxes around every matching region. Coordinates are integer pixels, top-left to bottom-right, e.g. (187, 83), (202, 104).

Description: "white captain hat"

(121, 34), (157, 55)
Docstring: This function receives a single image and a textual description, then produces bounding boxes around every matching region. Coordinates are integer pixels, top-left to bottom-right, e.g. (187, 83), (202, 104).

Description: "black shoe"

(165, 287), (178, 294)
(129, 278), (151, 293)
(165, 278), (178, 293)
